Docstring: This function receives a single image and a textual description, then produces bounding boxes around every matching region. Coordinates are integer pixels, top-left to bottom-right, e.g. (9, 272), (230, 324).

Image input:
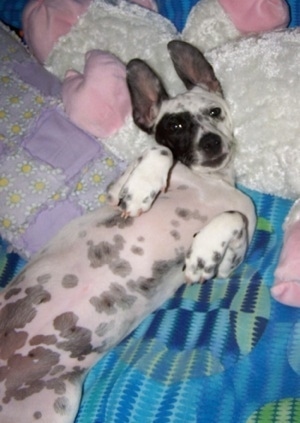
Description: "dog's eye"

(209, 107), (222, 118)
(167, 116), (186, 132)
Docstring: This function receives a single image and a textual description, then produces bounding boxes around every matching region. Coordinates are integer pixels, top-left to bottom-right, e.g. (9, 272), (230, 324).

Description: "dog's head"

(127, 40), (235, 176)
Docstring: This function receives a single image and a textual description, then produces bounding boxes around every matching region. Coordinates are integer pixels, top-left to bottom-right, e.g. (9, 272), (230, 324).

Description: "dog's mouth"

(201, 152), (229, 168)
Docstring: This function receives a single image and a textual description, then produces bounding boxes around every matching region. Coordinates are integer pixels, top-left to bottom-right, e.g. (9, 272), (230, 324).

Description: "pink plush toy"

(62, 50), (132, 138)
(22, 0), (157, 138)
(272, 200), (300, 307)
(219, 0), (289, 33)
(23, 0), (93, 64)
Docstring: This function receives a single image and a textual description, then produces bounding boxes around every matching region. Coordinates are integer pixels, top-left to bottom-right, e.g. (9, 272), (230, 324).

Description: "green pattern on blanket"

(247, 398), (300, 423)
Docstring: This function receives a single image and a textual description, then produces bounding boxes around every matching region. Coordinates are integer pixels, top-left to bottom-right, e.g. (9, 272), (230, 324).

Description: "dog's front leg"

(107, 146), (173, 217)
(184, 211), (249, 283)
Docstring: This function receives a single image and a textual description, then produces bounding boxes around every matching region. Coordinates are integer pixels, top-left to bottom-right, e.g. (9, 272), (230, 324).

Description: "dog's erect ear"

(127, 59), (168, 133)
(168, 40), (222, 94)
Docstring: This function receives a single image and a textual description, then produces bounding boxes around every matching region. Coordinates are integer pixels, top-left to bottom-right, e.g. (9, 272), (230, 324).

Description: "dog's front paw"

(184, 211), (249, 284)
(107, 146), (173, 217)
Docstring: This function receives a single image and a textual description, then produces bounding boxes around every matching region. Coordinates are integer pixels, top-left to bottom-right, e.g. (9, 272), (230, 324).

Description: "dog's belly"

(0, 165), (250, 423)
(0, 165), (245, 364)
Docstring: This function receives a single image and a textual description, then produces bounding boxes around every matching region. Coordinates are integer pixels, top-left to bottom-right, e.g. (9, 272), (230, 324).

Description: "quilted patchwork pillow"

(0, 22), (125, 259)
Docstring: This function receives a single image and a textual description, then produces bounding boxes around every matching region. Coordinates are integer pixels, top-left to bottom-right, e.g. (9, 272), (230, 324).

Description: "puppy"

(0, 41), (256, 423)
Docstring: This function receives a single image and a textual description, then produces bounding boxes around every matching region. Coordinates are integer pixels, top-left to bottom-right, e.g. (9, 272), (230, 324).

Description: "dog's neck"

(198, 164), (235, 186)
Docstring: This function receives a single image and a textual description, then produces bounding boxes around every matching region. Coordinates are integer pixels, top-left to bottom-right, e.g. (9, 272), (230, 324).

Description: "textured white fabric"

(183, 0), (241, 51)
(206, 30), (300, 199)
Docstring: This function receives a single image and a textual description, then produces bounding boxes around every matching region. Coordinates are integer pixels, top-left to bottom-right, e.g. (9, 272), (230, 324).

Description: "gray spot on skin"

(53, 312), (93, 360)
(175, 208), (207, 223)
(90, 283), (137, 315)
(137, 236), (145, 242)
(30, 335), (57, 346)
(109, 283), (137, 309)
(46, 378), (66, 395)
(95, 321), (115, 337)
(78, 230), (87, 238)
(213, 252), (222, 263)
(87, 235), (132, 277)
(171, 220), (180, 228)
(0, 330), (28, 360)
(50, 365), (66, 376)
(1, 347), (60, 403)
(4, 288), (22, 300)
(63, 367), (85, 385)
(87, 240), (118, 267)
(34, 411), (42, 420)
(61, 274), (79, 289)
(0, 286), (51, 359)
(102, 214), (134, 229)
(90, 292), (117, 315)
(92, 339), (113, 355)
(127, 258), (183, 298)
(53, 396), (71, 416)
(36, 274), (52, 284)
(170, 230), (180, 240)
(111, 260), (132, 278)
(176, 208), (191, 219)
(127, 277), (159, 299)
(177, 185), (188, 190)
(27, 286), (51, 305)
(131, 245), (144, 255)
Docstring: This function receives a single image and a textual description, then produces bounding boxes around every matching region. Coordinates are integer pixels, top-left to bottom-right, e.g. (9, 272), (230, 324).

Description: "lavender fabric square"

(0, 23), (126, 258)
(23, 107), (102, 180)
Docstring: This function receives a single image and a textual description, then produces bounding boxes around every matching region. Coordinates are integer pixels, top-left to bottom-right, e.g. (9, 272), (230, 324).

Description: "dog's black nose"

(199, 133), (222, 157)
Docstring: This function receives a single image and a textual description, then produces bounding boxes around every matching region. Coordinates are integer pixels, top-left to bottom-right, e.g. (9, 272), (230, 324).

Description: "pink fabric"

(62, 50), (132, 138)
(22, 0), (92, 63)
(219, 0), (289, 33)
(131, 0), (158, 12)
(272, 220), (300, 307)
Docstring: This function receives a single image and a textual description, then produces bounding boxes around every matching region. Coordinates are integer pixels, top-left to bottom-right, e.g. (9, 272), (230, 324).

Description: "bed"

(1, 1), (300, 422)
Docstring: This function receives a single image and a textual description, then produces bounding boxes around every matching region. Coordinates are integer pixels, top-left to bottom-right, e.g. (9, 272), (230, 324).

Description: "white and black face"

(154, 87), (233, 172)
(127, 40), (235, 174)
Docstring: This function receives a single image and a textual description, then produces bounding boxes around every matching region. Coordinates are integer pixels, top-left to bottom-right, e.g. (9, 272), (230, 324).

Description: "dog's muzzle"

(199, 132), (228, 167)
